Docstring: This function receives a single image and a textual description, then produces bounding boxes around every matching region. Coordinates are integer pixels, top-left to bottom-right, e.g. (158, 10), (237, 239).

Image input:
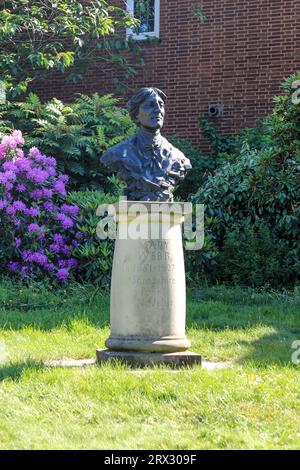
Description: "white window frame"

(126, 0), (160, 40)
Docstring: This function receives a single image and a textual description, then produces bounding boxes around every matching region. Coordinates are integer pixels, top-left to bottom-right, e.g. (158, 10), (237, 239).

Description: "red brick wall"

(34, 0), (300, 148)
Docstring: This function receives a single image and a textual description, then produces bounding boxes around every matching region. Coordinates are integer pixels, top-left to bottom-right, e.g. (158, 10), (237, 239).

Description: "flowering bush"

(0, 130), (81, 283)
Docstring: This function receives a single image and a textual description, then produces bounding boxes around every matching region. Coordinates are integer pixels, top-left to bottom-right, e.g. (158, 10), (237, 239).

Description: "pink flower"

(29, 147), (42, 159)
(0, 144), (6, 159)
(1, 135), (17, 150)
(16, 148), (24, 159)
(12, 130), (25, 146)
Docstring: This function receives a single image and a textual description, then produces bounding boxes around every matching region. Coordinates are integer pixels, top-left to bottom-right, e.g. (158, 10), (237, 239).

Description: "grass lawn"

(0, 280), (299, 450)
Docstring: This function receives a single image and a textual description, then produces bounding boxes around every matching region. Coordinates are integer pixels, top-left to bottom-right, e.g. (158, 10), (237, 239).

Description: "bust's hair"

(127, 87), (167, 125)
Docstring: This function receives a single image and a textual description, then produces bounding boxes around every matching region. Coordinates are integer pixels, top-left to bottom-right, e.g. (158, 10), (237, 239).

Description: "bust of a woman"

(100, 87), (192, 202)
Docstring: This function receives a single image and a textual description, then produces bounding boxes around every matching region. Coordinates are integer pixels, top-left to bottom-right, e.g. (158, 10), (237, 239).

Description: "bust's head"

(127, 87), (167, 130)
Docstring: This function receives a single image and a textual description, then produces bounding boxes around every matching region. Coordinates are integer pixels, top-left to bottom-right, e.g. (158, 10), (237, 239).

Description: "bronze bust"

(100, 87), (192, 202)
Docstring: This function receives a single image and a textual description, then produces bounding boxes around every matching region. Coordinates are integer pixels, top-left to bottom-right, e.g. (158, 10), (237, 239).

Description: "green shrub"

(169, 134), (219, 200)
(192, 73), (300, 287)
(0, 93), (136, 192)
(66, 189), (119, 287)
(216, 222), (294, 288)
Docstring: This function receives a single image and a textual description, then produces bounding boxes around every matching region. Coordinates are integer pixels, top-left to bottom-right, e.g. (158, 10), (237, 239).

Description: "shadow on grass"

(187, 288), (300, 367)
(235, 330), (300, 367)
(0, 360), (45, 382)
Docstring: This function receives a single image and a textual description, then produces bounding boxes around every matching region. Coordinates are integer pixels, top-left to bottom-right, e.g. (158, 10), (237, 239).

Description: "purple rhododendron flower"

(61, 204), (79, 216)
(8, 261), (20, 272)
(20, 266), (29, 279)
(45, 263), (55, 272)
(15, 158), (31, 171)
(0, 171), (16, 184)
(46, 166), (56, 177)
(4, 182), (13, 190)
(28, 223), (42, 233)
(1, 131), (80, 284)
(13, 200), (26, 212)
(6, 205), (16, 216)
(21, 250), (32, 262)
(16, 183), (26, 193)
(43, 201), (57, 212)
(30, 251), (48, 266)
(25, 207), (40, 217)
(45, 156), (56, 167)
(75, 231), (84, 239)
(58, 258), (78, 269)
(29, 147), (42, 159)
(56, 268), (69, 281)
(56, 213), (74, 229)
(30, 189), (44, 200)
(53, 234), (65, 244)
(54, 180), (66, 195)
(42, 188), (53, 198)
(49, 243), (61, 253)
(27, 168), (49, 184)
(13, 237), (21, 248)
(2, 161), (18, 172)
(13, 218), (21, 227)
(60, 245), (71, 257)
(57, 174), (69, 184)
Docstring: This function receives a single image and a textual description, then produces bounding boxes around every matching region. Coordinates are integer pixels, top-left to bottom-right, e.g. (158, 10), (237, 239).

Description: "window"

(126, 0), (160, 40)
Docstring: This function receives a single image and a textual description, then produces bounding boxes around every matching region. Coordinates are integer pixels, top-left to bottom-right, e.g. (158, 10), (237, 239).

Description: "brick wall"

(34, 0), (300, 148)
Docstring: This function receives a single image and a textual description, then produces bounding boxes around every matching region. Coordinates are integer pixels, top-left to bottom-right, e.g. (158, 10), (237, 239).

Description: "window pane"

(134, 0), (155, 34)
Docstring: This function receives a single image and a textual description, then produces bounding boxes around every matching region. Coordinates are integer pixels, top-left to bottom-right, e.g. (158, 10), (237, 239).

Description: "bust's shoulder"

(100, 135), (137, 166)
(161, 137), (192, 168)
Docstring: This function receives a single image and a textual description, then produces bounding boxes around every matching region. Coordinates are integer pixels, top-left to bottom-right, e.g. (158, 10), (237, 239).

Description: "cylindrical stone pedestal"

(97, 201), (201, 367)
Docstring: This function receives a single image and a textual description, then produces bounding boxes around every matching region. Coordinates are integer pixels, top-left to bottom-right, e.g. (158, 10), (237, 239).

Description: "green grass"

(0, 280), (299, 450)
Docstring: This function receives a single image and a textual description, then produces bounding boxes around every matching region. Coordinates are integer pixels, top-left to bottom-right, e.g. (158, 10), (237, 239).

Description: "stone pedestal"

(96, 201), (201, 367)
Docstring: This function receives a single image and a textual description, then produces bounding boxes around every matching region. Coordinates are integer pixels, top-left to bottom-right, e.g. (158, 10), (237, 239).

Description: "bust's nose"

(153, 99), (163, 111)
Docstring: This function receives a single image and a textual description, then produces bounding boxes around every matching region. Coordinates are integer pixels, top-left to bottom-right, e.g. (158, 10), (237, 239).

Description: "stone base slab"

(96, 349), (202, 368)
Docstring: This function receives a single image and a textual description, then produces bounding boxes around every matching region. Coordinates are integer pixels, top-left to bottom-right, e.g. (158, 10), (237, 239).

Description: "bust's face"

(137, 93), (165, 130)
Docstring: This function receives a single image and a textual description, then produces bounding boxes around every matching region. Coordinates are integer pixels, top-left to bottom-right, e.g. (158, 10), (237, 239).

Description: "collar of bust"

(137, 127), (162, 150)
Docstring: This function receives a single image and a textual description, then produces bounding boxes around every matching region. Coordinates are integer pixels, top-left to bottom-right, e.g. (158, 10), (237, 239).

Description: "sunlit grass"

(0, 280), (299, 449)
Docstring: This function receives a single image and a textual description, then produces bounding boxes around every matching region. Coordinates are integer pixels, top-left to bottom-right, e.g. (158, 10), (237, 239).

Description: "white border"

(126, 0), (160, 40)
